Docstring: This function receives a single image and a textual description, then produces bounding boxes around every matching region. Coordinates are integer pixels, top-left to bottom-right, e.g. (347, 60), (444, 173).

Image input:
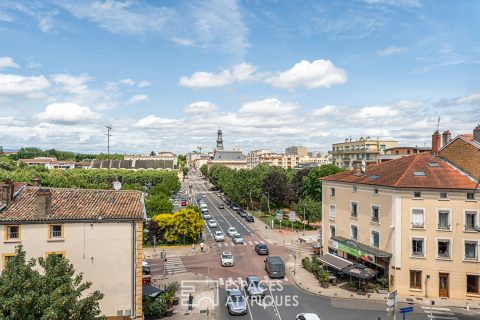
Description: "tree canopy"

(302, 164), (343, 200)
(147, 207), (204, 244)
(0, 246), (104, 320)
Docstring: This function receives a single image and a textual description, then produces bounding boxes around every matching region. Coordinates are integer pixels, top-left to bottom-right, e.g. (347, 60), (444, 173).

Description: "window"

(437, 210), (450, 230)
(412, 238), (425, 257)
(373, 188), (379, 195)
(2, 254), (15, 271)
(414, 191), (422, 198)
(413, 171), (426, 176)
(465, 241), (478, 260)
(465, 211), (478, 231)
(49, 225), (63, 239)
(351, 202), (358, 217)
(4, 225), (20, 241)
(329, 205), (336, 220)
(410, 270), (422, 289)
(329, 225), (336, 239)
(351, 225), (358, 241)
(330, 188), (335, 197)
(440, 192), (448, 199)
(467, 192), (476, 200)
(371, 206), (379, 223)
(45, 251), (66, 258)
(371, 231), (379, 248)
(437, 240), (451, 259)
(467, 275), (479, 294)
(411, 209), (425, 229)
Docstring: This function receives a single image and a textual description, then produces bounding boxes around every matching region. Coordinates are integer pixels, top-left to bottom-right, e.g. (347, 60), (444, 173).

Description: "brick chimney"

(432, 130), (441, 155)
(474, 124), (480, 143)
(36, 188), (52, 216)
(352, 160), (363, 176)
(2, 179), (14, 205)
(32, 177), (41, 187)
(441, 130), (452, 147)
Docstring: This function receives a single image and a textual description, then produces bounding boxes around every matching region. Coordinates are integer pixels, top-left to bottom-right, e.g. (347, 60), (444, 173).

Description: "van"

(264, 256), (285, 279)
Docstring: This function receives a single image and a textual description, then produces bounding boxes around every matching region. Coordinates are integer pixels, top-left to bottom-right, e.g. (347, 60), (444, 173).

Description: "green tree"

(0, 245), (104, 320)
(294, 197), (322, 226)
(303, 164), (343, 200)
(291, 168), (311, 199)
(145, 193), (173, 217)
(200, 164), (208, 177)
(0, 146), (3, 153)
(263, 171), (293, 208)
(0, 157), (16, 171)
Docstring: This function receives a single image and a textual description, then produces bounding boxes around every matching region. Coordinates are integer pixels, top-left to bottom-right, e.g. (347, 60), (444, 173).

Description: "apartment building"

(0, 178), (145, 318)
(378, 146), (431, 163)
(321, 128), (480, 300)
(246, 150), (298, 169)
(331, 138), (397, 170)
(285, 146), (308, 157)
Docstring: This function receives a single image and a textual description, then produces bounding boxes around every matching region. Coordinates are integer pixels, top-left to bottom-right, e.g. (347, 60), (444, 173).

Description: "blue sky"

(0, 0), (479, 154)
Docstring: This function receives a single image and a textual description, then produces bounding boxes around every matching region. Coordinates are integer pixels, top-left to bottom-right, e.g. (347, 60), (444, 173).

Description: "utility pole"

(105, 125), (112, 177)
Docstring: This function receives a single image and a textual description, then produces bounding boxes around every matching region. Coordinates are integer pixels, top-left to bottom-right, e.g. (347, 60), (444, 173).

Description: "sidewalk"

(150, 272), (219, 320)
(143, 243), (212, 260)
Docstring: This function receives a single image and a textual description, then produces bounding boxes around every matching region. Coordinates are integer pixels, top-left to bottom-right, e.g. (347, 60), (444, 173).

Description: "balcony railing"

(8, 232), (19, 239)
(465, 224), (477, 231)
(51, 230), (62, 238)
(371, 216), (379, 223)
(412, 251), (424, 257)
(411, 223), (424, 229)
(437, 223), (450, 230)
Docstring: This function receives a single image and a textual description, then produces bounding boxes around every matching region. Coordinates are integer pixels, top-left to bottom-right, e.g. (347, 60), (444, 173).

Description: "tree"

(0, 245), (104, 320)
(149, 207), (204, 244)
(150, 151), (156, 156)
(303, 164), (343, 200)
(294, 197), (322, 226)
(200, 164), (208, 177)
(145, 193), (173, 217)
(0, 146), (3, 153)
(263, 171), (293, 208)
(291, 168), (311, 199)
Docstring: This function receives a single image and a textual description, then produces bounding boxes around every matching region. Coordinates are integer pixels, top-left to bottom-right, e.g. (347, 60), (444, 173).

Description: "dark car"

(238, 210), (247, 218)
(255, 243), (269, 255)
(245, 215), (254, 222)
(142, 265), (151, 275)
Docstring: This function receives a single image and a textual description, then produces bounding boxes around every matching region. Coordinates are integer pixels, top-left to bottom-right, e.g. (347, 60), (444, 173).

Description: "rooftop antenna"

(105, 125), (112, 177)
(436, 116), (440, 132)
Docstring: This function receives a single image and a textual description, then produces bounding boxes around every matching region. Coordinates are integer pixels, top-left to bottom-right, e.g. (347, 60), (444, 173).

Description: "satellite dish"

(113, 181), (122, 190)
(361, 160), (366, 173)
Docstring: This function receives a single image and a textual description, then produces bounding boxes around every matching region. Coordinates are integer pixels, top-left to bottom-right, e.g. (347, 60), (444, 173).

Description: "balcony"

(371, 216), (379, 223)
(411, 223), (424, 229)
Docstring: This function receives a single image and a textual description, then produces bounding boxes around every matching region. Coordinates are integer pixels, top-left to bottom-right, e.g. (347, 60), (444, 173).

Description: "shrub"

(378, 277), (388, 288)
(302, 257), (311, 271)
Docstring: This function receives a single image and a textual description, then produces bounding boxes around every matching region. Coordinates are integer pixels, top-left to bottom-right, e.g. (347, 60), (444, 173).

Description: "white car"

(203, 212), (212, 220)
(221, 252), (234, 267)
(142, 261), (150, 268)
(296, 313), (321, 320)
(227, 227), (237, 237)
(232, 233), (244, 244)
(214, 231), (225, 242)
(208, 219), (218, 228)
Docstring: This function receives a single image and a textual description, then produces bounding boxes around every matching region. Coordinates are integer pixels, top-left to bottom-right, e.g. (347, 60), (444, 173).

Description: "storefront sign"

(337, 242), (365, 258)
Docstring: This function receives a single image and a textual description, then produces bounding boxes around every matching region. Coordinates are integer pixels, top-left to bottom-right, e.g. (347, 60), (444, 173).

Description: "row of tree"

(1, 147), (124, 161)
(200, 163), (343, 225)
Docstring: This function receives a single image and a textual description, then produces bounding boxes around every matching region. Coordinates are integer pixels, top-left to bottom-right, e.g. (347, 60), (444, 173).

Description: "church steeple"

(216, 127), (224, 150)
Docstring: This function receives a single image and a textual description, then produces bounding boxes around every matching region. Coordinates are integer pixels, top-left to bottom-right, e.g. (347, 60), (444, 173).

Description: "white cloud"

(453, 92), (480, 105)
(239, 98), (299, 115)
(120, 78), (135, 85)
(0, 57), (20, 69)
(184, 101), (218, 114)
(127, 94), (148, 105)
(133, 115), (181, 128)
(395, 100), (423, 109)
(51, 73), (90, 94)
(138, 80), (151, 88)
(356, 106), (400, 119)
(179, 63), (257, 88)
(266, 60), (347, 89)
(37, 102), (101, 124)
(364, 0), (421, 7)
(377, 46), (408, 56)
(312, 105), (339, 116)
(171, 37), (195, 47)
(0, 73), (50, 95)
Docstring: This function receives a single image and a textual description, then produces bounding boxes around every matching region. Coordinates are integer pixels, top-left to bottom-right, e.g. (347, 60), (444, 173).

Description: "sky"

(0, 0), (479, 154)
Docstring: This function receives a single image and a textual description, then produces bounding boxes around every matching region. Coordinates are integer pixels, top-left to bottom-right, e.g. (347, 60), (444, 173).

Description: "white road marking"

(224, 242), (228, 247)
(249, 241), (253, 245)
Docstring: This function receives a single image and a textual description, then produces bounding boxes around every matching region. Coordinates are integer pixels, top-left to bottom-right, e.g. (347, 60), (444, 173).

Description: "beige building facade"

(321, 151), (479, 301)
(0, 182), (144, 318)
(331, 138), (397, 169)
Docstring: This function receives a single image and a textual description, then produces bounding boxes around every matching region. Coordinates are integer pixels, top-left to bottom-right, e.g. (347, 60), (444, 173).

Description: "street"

(149, 174), (479, 320)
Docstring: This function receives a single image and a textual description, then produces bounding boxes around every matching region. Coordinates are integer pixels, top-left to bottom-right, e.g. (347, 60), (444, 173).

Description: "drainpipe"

(132, 220), (136, 319)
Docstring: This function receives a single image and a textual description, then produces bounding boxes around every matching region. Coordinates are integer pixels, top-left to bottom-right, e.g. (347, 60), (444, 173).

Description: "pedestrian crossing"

(164, 256), (187, 275)
(421, 306), (458, 320)
(216, 275), (289, 287)
(215, 240), (265, 248)
(284, 243), (312, 256)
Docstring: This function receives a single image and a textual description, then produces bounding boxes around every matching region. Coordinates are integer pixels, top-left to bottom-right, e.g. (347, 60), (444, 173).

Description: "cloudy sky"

(1, 0), (479, 154)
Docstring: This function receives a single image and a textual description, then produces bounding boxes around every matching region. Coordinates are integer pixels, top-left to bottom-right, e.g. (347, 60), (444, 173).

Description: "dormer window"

(440, 192), (448, 200)
(414, 191), (422, 198)
(467, 192), (475, 200)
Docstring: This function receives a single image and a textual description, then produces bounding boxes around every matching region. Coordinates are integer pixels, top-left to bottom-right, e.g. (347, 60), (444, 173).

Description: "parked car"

(264, 256), (285, 279)
(180, 200), (187, 206)
(208, 219), (218, 228)
(255, 243), (269, 255)
(218, 203), (225, 209)
(226, 288), (247, 315)
(232, 233), (244, 244)
(221, 252), (234, 267)
(296, 314), (321, 320)
(214, 231), (225, 242)
(227, 227), (237, 237)
(244, 275), (266, 298)
(238, 210), (247, 218)
(245, 215), (254, 222)
(202, 193), (206, 198)
(231, 204), (240, 211)
(202, 212), (212, 220)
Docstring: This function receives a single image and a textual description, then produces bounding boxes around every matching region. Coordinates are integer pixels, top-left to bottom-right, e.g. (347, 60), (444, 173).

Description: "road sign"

(399, 307), (413, 313)
(276, 210), (283, 220)
(289, 211), (296, 222)
(387, 290), (397, 319)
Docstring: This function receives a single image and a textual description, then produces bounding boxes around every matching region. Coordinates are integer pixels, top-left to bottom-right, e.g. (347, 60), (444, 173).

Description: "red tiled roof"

(0, 182), (27, 195)
(0, 187), (144, 223)
(19, 158), (53, 164)
(321, 152), (478, 190)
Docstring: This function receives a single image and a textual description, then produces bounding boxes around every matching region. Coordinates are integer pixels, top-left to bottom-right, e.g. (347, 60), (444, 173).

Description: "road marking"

(224, 242), (228, 247)
(243, 242), (247, 246)
(248, 241), (253, 245)
(426, 316), (458, 320)
(218, 278), (224, 286)
(421, 307), (453, 312)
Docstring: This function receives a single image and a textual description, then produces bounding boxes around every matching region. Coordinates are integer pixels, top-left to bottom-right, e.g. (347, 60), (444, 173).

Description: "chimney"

(441, 130), (452, 146)
(352, 160), (362, 176)
(432, 130), (441, 155)
(2, 179), (14, 205)
(32, 177), (41, 187)
(36, 189), (52, 216)
(474, 124), (480, 143)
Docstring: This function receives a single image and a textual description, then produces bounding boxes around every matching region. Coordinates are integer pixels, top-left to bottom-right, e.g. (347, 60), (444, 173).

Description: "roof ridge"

(393, 153), (424, 187)
(24, 186), (142, 193)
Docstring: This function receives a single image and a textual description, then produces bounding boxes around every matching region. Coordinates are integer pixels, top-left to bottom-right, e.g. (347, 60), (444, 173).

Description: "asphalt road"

(174, 173), (479, 320)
